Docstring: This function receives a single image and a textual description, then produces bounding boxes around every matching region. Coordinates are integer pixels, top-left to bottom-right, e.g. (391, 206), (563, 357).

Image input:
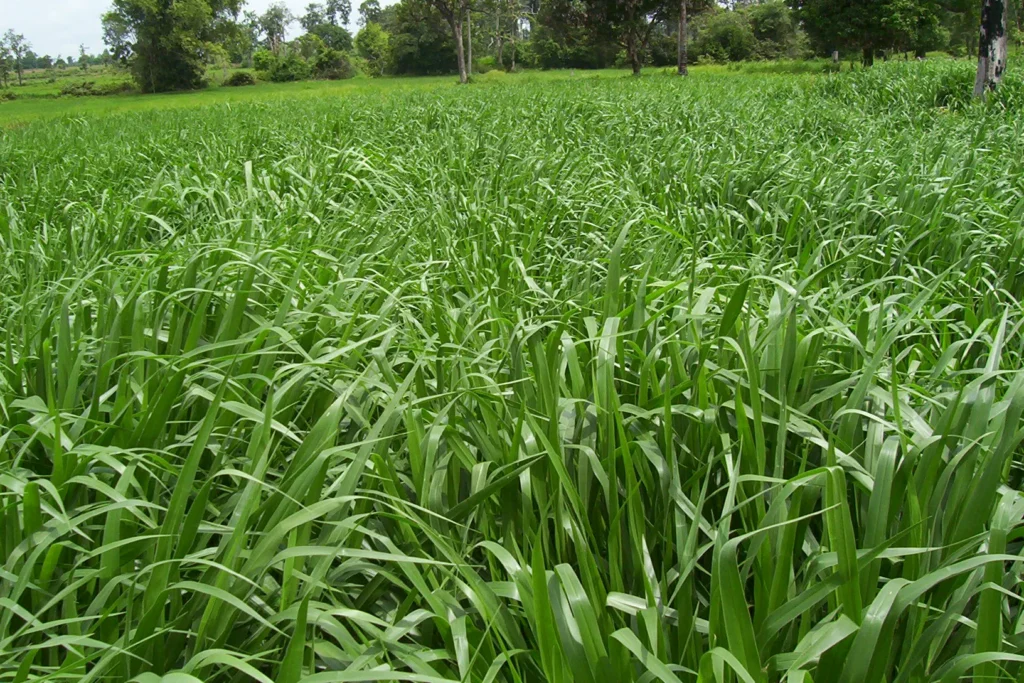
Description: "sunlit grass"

(1, 60), (1024, 682)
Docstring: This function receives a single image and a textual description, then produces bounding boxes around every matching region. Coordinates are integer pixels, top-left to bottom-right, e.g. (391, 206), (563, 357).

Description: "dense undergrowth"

(1, 60), (1024, 682)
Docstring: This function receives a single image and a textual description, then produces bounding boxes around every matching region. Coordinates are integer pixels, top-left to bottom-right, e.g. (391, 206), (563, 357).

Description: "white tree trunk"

(974, 0), (1008, 97)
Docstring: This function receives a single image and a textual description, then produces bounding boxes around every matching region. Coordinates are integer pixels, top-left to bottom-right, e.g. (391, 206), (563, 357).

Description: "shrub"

(224, 71), (257, 87)
(312, 49), (355, 80)
(59, 80), (135, 97)
(0, 90), (16, 102)
(475, 55), (497, 73)
(253, 49), (276, 74)
(259, 53), (312, 82)
(692, 11), (756, 62)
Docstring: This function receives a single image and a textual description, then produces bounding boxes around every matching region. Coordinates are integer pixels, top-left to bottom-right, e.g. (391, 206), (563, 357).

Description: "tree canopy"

(102, 0), (242, 91)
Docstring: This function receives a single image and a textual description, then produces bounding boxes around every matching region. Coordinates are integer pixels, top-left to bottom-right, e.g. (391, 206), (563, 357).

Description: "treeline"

(4, 0), (1022, 93)
(0, 31), (116, 88)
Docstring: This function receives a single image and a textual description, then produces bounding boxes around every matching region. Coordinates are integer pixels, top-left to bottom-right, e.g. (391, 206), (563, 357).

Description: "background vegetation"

(3, 0), (1024, 96)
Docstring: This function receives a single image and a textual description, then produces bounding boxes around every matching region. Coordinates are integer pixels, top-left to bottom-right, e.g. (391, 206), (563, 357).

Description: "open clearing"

(2, 61), (1024, 682)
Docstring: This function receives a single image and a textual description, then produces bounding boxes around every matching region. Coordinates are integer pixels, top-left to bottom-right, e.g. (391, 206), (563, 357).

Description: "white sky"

(3, 0), (385, 61)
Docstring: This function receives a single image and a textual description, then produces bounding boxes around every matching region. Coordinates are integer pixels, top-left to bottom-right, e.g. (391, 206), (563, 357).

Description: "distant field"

(2, 61), (1024, 682)
(0, 68), (652, 125)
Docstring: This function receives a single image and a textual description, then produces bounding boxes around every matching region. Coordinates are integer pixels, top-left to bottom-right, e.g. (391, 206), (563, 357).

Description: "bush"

(0, 90), (16, 102)
(223, 71), (257, 86)
(59, 80), (135, 97)
(475, 55), (497, 73)
(313, 49), (356, 80)
(257, 52), (313, 82)
(253, 49), (276, 74)
(692, 11), (756, 62)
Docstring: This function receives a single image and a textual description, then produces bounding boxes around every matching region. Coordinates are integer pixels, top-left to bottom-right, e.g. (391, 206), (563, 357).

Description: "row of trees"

(6, 0), (1016, 94)
(0, 31), (30, 87)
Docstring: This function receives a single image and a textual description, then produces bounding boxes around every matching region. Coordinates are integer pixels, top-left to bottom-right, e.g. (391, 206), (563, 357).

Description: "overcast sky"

(4, 0), (379, 60)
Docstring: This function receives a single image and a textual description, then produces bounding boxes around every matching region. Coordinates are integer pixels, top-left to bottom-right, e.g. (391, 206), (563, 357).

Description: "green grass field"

(2, 59), (1024, 682)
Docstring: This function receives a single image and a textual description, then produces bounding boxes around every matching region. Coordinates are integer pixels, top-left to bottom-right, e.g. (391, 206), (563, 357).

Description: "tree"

(975, 0), (1008, 95)
(301, 3), (327, 31)
(310, 22), (354, 49)
(356, 21), (390, 74)
(789, 0), (942, 64)
(584, 0), (669, 75)
(2, 31), (29, 86)
(292, 32), (326, 59)
(388, 0), (459, 75)
(533, 0), (618, 69)
(748, 1), (799, 58)
(486, 0), (530, 70)
(0, 41), (10, 88)
(325, 0), (353, 25)
(423, 0), (471, 82)
(678, 0), (689, 74)
(79, 44), (90, 71)
(672, 0), (712, 74)
(102, 0), (243, 92)
(359, 0), (384, 25)
(259, 2), (294, 53)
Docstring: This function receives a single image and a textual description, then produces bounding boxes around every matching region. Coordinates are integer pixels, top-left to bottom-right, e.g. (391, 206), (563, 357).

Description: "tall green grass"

(1, 60), (1024, 682)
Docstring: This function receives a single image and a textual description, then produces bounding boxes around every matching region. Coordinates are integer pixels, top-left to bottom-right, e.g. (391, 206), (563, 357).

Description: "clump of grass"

(1, 63), (1024, 682)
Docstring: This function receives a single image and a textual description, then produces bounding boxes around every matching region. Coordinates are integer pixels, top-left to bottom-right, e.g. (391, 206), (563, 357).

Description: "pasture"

(1, 60), (1024, 682)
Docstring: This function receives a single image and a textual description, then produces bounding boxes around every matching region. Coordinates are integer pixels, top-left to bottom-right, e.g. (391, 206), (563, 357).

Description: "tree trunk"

(508, 19), (517, 72)
(832, 50), (839, 63)
(677, 0), (688, 76)
(453, 19), (468, 83)
(627, 35), (642, 76)
(467, 12), (473, 74)
(496, 11), (503, 68)
(862, 47), (874, 67)
(974, 0), (1008, 97)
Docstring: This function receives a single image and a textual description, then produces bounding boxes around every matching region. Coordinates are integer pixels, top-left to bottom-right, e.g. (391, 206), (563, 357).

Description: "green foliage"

(267, 52), (313, 81)
(692, 10), (756, 62)
(257, 2), (293, 52)
(292, 32), (327, 60)
(312, 48), (356, 79)
(57, 79), (135, 96)
(789, 0), (951, 59)
(102, 0), (242, 92)
(252, 48), (276, 73)
(223, 69), (257, 85)
(355, 22), (390, 76)
(387, 0), (458, 75)
(748, 1), (804, 58)
(647, 32), (678, 67)
(2, 61), (1024, 682)
(359, 0), (383, 24)
(310, 22), (354, 51)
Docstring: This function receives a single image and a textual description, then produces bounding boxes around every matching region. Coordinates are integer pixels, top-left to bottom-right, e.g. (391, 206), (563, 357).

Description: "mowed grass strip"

(1, 60), (1024, 682)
